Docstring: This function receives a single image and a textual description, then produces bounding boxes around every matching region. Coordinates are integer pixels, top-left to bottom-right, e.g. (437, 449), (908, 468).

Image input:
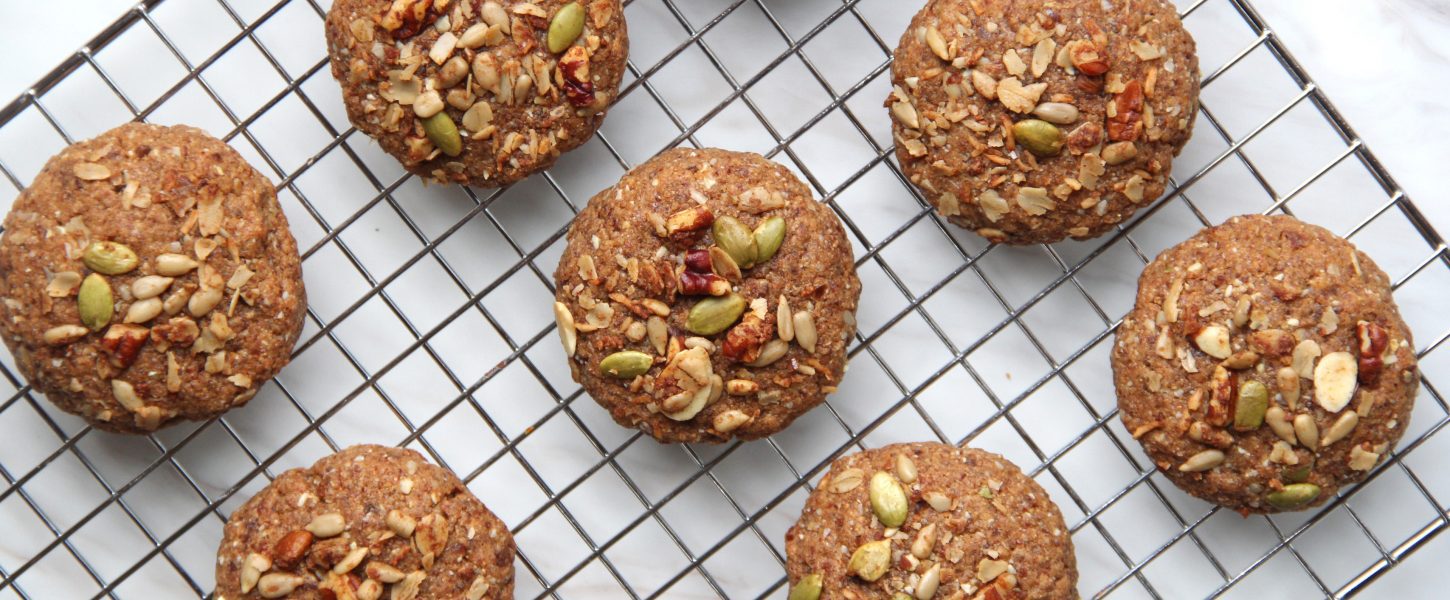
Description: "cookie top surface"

(0, 123), (305, 433)
(1112, 215), (1418, 513)
(554, 148), (861, 443)
(890, 0), (1198, 244)
(785, 443), (1078, 600)
(216, 445), (514, 600)
(325, 0), (628, 187)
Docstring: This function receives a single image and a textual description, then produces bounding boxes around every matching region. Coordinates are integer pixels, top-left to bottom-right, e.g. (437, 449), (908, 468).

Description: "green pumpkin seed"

(712, 216), (757, 269)
(599, 351), (652, 379)
(869, 471), (908, 528)
(547, 2), (585, 54)
(1282, 463), (1313, 484)
(82, 241), (139, 275)
(1233, 380), (1268, 431)
(787, 573), (823, 600)
(1011, 119), (1063, 157)
(846, 539), (891, 582)
(423, 112), (462, 157)
(751, 217), (786, 264)
(78, 274), (113, 331)
(1265, 482), (1321, 510)
(686, 293), (745, 336)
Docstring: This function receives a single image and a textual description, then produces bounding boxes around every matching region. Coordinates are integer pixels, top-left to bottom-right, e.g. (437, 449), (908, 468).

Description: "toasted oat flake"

(1015, 187), (1054, 215)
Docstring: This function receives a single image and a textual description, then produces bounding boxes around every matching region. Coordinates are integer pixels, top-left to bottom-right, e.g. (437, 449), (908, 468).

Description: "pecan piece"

(1068, 40), (1109, 76)
(152, 316), (200, 347)
(684, 249), (712, 273)
(559, 46), (596, 108)
(272, 530), (314, 570)
(664, 206), (714, 248)
(1356, 321), (1389, 385)
(679, 271), (729, 296)
(99, 324), (149, 369)
(1065, 121), (1103, 153)
(377, 0), (445, 39)
(1107, 80), (1143, 142)
(1248, 329), (1295, 357)
(721, 314), (775, 363)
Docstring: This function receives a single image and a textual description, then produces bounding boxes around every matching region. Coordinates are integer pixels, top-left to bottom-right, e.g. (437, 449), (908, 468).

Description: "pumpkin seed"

(1012, 119), (1063, 157)
(787, 573), (823, 600)
(751, 217), (786, 264)
(708, 246), (741, 281)
(423, 112), (462, 157)
(1266, 482), (1321, 510)
(547, 3), (585, 53)
(1282, 462), (1313, 484)
(599, 351), (652, 379)
(711, 216), (757, 269)
(868, 471), (908, 527)
(83, 241), (139, 275)
(846, 539), (891, 582)
(1233, 380), (1268, 431)
(686, 293), (745, 336)
(78, 274), (113, 331)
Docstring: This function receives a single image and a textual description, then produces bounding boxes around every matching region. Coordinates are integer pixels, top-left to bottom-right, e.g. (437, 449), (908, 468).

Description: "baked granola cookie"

(216, 445), (514, 599)
(554, 148), (860, 443)
(324, 0), (628, 186)
(889, 0), (1199, 244)
(1113, 215), (1418, 513)
(0, 123), (305, 434)
(785, 443), (1078, 599)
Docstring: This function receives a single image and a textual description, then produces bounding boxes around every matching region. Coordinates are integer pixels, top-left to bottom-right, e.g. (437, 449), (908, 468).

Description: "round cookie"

(1113, 215), (1418, 513)
(785, 443), (1078, 599)
(324, 0), (628, 187)
(216, 445), (514, 599)
(889, 0), (1198, 244)
(553, 148), (860, 443)
(0, 123), (306, 433)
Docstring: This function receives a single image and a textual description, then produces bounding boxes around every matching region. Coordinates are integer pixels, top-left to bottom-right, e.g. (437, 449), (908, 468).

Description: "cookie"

(785, 443), (1078, 599)
(324, 0), (628, 186)
(1113, 215), (1418, 513)
(889, 0), (1199, 244)
(0, 123), (306, 433)
(216, 445), (514, 599)
(553, 148), (861, 443)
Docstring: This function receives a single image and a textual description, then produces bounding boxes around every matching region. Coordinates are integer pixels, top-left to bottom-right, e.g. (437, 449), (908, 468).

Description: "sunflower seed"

(257, 573), (304, 598)
(306, 512), (346, 538)
(1178, 449), (1224, 472)
(792, 310), (817, 353)
(130, 276), (174, 300)
(155, 253), (199, 276)
(43, 324), (90, 345)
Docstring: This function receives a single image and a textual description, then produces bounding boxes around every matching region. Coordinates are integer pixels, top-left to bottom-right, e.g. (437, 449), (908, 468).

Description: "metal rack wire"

(0, 0), (1445, 598)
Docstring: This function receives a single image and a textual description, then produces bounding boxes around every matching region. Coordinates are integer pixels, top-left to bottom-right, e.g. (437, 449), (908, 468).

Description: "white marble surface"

(0, 1), (1445, 598)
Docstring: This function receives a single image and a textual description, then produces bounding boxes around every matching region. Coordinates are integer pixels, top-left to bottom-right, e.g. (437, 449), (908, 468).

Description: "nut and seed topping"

(687, 293), (746, 336)
(868, 471), (908, 527)
(915, 562), (942, 600)
(1266, 483), (1320, 510)
(910, 522), (938, 559)
(78, 274), (114, 331)
(752, 217), (786, 263)
(547, 2), (586, 53)
(272, 530), (313, 569)
(1178, 449), (1225, 472)
(155, 253), (199, 276)
(386, 509), (416, 538)
(239, 552), (271, 594)
(1293, 414), (1320, 451)
(130, 275), (174, 300)
(305, 512), (346, 538)
(1313, 351), (1357, 413)
(257, 573), (304, 599)
(830, 467), (865, 493)
(847, 539), (891, 582)
(792, 310), (818, 354)
(554, 302), (578, 357)
(788, 573), (823, 600)
(83, 241), (139, 275)
(43, 324), (89, 346)
(1233, 380), (1268, 431)
(1011, 119), (1063, 157)
(1031, 102), (1078, 125)
(599, 350), (652, 379)
(423, 112), (463, 157)
(72, 162), (111, 181)
(711, 216), (757, 269)
(1321, 411), (1359, 448)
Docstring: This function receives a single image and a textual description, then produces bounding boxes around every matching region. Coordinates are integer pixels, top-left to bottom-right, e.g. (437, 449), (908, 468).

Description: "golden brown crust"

(216, 445), (514, 599)
(1113, 215), (1418, 513)
(554, 148), (861, 443)
(785, 443), (1078, 599)
(0, 123), (306, 433)
(324, 0), (628, 187)
(890, 0), (1198, 244)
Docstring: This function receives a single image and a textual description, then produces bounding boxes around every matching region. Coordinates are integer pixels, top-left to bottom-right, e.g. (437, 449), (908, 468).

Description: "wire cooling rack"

(0, 0), (1446, 598)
